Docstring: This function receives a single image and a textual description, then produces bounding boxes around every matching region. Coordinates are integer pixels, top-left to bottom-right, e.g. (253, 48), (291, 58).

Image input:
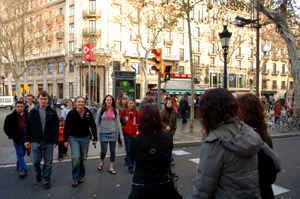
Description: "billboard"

(83, 44), (94, 61)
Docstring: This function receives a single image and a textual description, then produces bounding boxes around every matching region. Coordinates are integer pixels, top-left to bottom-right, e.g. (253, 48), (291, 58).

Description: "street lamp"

(1, 76), (5, 96)
(219, 25), (232, 89)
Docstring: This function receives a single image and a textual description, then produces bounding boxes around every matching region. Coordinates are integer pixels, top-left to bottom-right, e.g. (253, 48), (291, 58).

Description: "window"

(282, 64), (285, 74)
(273, 63), (277, 74)
(250, 37), (254, 45)
(229, 74), (237, 88)
(263, 63), (267, 73)
(69, 60), (74, 72)
(195, 55), (200, 67)
(29, 66), (34, 76)
(179, 66), (184, 74)
(89, 0), (96, 10)
(38, 65), (43, 75)
(290, 82), (294, 89)
(165, 47), (171, 56)
(69, 41), (74, 52)
(58, 83), (63, 98)
(113, 61), (121, 71)
(136, 84), (140, 99)
(196, 27), (200, 37)
(59, 42), (63, 50)
(179, 49), (184, 61)
(70, 6), (74, 16)
(238, 74), (246, 88)
(89, 20), (96, 31)
(238, 47), (242, 56)
(58, 62), (64, 73)
(179, 34), (184, 45)
(250, 49), (254, 58)
(210, 57), (215, 65)
(281, 81), (285, 89)
(196, 41), (200, 52)
(211, 43), (215, 53)
(89, 38), (97, 47)
(48, 63), (53, 74)
(210, 73), (218, 87)
(272, 80), (277, 89)
(69, 23), (74, 34)
(114, 41), (121, 52)
(263, 80), (268, 89)
(60, 8), (63, 16)
(69, 83), (73, 98)
(197, 10), (200, 21)
(60, 26), (64, 33)
(249, 61), (254, 70)
(237, 60), (241, 68)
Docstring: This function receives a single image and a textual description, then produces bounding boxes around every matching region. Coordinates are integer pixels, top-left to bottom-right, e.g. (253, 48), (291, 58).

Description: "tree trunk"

(187, 0), (194, 134)
(15, 75), (22, 100)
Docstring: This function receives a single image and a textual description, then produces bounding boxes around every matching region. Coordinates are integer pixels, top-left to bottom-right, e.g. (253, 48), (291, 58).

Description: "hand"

(93, 140), (98, 146)
(24, 142), (30, 148)
(53, 144), (57, 149)
(166, 126), (171, 131)
(64, 142), (69, 148)
(186, 111), (188, 113)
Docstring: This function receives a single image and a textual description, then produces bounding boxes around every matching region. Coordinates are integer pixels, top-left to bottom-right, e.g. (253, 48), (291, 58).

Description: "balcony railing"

(56, 32), (64, 39)
(209, 64), (222, 69)
(164, 39), (173, 45)
(193, 33), (201, 40)
(281, 85), (286, 89)
(248, 54), (255, 59)
(83, 10), (101, 18)
(235, 53), (245, 59)
(262, 70), (269, 75)
(208, 51), (217, 56)
(83, 28), (101, 37)
(163, 55), (179, 60)
(192, 47), (203, 54)
(27, 49), (66, 60)
(272, 85), (277, 89)
(271, 71), (279, 76)
(281, 71), (287, 76)
(228, 66), (237, 70)
(249, 68), (256, 73)
(238, 67), (247, 71)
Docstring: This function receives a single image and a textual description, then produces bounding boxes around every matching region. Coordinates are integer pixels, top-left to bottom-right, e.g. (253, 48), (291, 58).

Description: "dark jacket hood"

(142, 96), (155, 103)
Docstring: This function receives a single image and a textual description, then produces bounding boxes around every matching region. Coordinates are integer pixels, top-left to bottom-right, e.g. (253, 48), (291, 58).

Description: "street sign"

(83, 44), (95, 61)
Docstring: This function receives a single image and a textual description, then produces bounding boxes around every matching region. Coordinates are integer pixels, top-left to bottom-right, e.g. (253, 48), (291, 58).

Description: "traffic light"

(27, 86), (30, 93)
(150, 48), (162, 73)
(163, 65), (172, 81)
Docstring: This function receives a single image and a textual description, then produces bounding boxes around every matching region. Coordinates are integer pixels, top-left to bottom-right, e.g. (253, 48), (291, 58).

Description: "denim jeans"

(69, 136), (90, 180)
(31, 142), (53, 184)
(123, 133), (133, 169)
(13, 137), (28, 172)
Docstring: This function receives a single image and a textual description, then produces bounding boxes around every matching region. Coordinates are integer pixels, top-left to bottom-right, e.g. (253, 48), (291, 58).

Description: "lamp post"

(219, 25), (232, 89)
(1, 76), (5, 96)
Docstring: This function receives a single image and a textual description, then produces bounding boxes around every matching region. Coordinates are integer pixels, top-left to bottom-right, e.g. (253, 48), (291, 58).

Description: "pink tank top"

(105, 108), (114, 121)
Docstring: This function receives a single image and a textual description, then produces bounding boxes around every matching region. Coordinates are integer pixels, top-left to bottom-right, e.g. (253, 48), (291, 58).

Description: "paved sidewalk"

(1, 118), (299, 166)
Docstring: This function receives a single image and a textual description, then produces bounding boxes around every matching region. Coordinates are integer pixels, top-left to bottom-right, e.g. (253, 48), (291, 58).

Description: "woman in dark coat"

(237, 93), (276, 199)
(128, 105), (178, 199)
(161, 98), (177, 165)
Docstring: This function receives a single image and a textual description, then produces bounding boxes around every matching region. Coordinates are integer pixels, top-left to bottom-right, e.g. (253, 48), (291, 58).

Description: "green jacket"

(160, 109), (177, 136)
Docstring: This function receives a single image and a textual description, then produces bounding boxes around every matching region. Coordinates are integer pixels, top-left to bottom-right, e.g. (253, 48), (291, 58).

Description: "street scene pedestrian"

(128, 104), (179, 199)
(24, 91), (59, 189)
(52, 96), (58, 109)
(138, 92), (158, 112)
(237, 93), (281, 199)
(96, 94), (123, 175)
(119, 99), (140, 173)
(179, 95), (189, 125)
(161, 98), (177, 165)
(24, 94), (35, 113)
(274, 100), (282, 123)
(118, 96), (128, 147)
(57, 117), (67, 161)
(3, 101), (29, 179)
(61, 98), (74, 120)
(63, 96), (98, 187)
(191, 88), (278, 199)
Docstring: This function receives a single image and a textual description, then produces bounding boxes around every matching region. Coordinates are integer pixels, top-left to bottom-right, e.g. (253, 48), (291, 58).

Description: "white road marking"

(189, 158), (200, 164)
(172, 150), (191, 156)
(272, 184), (290, 196)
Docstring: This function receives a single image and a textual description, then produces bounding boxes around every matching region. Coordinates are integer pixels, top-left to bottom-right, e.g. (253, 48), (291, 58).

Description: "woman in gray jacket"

(96, 95), (123, 175)
(191, 88), (280, 199)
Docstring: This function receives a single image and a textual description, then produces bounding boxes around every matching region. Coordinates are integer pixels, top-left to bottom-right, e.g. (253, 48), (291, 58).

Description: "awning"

(279, 91), (292, 99)
(150, 80), (206, 94)
(166, 90), (205, 94)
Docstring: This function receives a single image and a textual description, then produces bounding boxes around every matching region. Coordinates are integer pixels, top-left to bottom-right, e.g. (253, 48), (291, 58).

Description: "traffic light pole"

(158, 72), (161, 110)
(88, 61), (91, 109)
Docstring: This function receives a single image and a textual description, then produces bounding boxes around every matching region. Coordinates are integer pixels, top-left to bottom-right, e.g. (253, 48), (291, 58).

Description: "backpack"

(98, 107), (117, 126)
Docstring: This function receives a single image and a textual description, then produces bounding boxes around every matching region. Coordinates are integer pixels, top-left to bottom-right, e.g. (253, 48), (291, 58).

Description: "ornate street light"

(1, 76), (5, 96)
(219, 25), (232, 89)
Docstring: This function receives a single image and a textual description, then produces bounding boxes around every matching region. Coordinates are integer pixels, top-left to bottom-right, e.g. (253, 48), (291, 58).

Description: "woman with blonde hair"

(96, 95), (123, 174)
(61, 99), (74, 120)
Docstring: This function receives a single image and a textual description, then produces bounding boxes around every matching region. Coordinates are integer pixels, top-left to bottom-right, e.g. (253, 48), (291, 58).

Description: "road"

(0, 137), (299, 199)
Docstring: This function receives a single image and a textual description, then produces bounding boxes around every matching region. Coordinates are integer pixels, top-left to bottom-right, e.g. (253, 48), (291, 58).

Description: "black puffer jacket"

(4, 110), (28, 144)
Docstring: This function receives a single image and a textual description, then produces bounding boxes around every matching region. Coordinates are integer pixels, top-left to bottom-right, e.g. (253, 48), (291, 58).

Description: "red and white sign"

(83, 44), (95, 61)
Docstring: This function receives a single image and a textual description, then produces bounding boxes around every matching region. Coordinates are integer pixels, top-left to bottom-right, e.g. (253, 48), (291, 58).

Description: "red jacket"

(58, 125), (64, 142)
(273, 104), (282, 116)
(120, 109), (140, 136)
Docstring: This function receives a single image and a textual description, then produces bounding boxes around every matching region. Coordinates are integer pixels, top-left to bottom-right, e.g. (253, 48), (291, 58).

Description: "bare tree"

(0, 0), (57, 98)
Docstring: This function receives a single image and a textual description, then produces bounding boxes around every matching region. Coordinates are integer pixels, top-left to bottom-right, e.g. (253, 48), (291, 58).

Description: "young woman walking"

(96, 95), (123, 174)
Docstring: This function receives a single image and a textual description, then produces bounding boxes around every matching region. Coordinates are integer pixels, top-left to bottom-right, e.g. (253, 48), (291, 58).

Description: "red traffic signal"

(150, 48), (162, 73)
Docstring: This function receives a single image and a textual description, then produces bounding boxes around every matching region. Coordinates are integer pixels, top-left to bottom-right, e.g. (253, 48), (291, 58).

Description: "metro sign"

(83, 44), (95, 61)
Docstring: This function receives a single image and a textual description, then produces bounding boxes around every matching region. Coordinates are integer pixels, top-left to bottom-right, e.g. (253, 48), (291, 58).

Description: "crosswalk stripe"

(272, 184), (290, 196)
(172, 150), (191, 156)
(189, 158), (200, 164)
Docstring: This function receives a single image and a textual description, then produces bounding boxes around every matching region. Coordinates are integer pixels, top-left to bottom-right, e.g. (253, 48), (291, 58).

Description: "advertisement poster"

(115, 79), (135, 101)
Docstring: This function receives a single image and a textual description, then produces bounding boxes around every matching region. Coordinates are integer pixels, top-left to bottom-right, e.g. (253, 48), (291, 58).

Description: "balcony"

(248, 54), (255, 60)
(208, 51), (217, 56)
(209, 64), (221, 69)
(163, 54), (179, 60)
(193, 33), (201, 40)
(271, 56), (279, 61)
(235, 53), (245, 59)
(249, 68), (256, 74)
(45, 33), (53, 42)
(193, 47), (203, 55)
(238, 67), (247, 71)
(83, 10), (101, 18)
(26, 49), (66, 61)
(281, 71), (287, 76)
(194, 63), (206, 69)
(262, 70), (269, 75)
(272, 85), (277, 89)
(271, 71), (279, 76)
(56, 32), (64, 39)
(164, 39), (173, 46)
(83, 28), (101, 37)
(228, 66), (237, 70)
(281, 85), (286, 89)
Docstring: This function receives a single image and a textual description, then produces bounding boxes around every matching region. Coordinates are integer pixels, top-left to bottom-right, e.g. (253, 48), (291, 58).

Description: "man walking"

(24, 94), (35, 113)
(24, 91), (59, 189)
(3, 101), (29, 179)
(179, 95), (189, 125)
(52, 96), (58, 109)
(138, 92), (158, 111)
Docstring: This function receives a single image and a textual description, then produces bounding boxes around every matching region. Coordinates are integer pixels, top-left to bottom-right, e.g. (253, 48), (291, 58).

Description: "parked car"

(0, 96), (14, 110)
(58, 97), (75, 109)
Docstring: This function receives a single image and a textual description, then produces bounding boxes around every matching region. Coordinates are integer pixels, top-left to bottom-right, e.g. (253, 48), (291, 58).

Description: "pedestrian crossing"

(172, 149), (291, 197)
